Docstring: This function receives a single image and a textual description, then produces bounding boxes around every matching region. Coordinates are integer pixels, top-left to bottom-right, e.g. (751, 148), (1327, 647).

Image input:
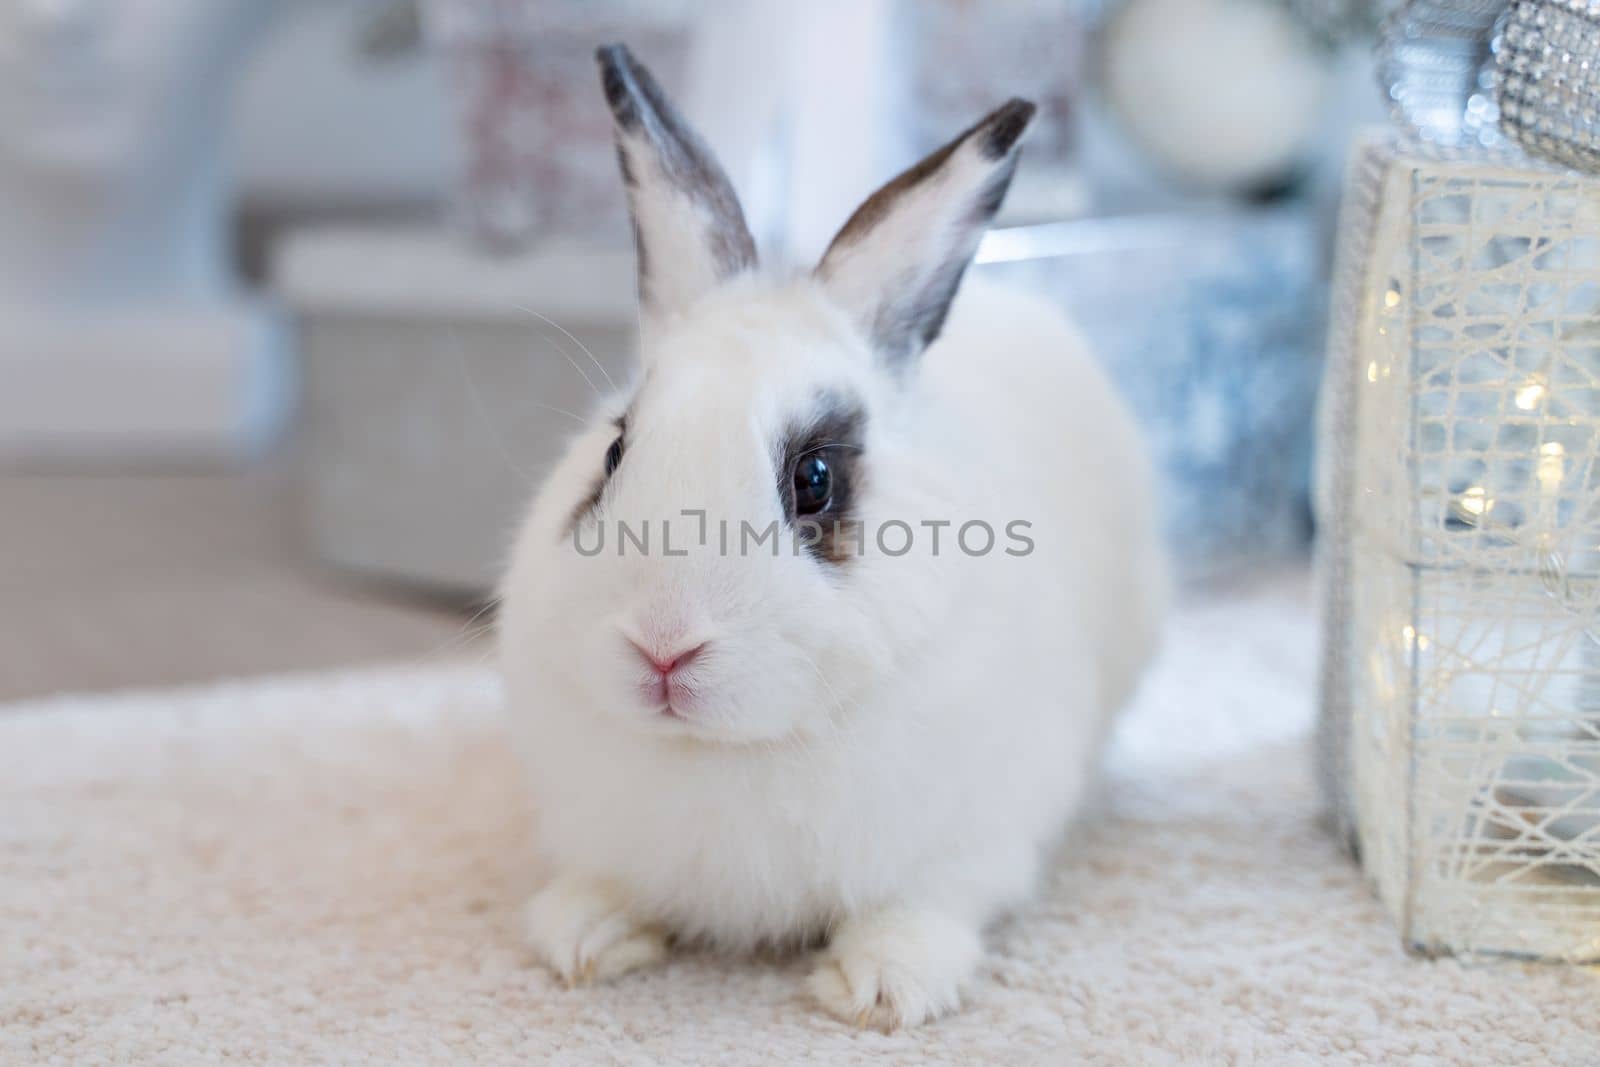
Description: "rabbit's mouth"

(634, 669), (713, 722)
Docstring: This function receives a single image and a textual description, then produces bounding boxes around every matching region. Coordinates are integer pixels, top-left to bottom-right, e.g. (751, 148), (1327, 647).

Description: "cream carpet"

(4, 580), (1596, 1066)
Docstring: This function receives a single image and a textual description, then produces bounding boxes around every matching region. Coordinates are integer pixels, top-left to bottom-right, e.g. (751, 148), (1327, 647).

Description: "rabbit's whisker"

(511, 302), (616, 392)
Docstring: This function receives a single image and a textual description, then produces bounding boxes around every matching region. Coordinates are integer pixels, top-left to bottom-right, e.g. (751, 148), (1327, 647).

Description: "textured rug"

(4, 579), (1596, 1066)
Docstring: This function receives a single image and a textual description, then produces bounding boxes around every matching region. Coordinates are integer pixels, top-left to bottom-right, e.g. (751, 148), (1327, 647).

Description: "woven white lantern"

(1322, 134), (1600, 962)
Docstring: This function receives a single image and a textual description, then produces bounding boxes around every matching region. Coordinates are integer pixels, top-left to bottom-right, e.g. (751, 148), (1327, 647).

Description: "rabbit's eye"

(776, 395), (862, 563)
(604, 436), (624, 477)
(793, 454), (833, 515)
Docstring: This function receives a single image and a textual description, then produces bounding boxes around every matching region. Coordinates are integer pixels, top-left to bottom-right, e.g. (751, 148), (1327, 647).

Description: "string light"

(1539, 441), (1566, 495)
(1516, 381), (1547, 410)
(1401, 624), (1431, 652)
(1457, 486), (1491, 518)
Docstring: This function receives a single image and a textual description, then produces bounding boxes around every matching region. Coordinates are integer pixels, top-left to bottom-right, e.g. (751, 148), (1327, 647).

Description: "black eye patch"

(568, 412), (628, 532)
(777, 393), (866, 565)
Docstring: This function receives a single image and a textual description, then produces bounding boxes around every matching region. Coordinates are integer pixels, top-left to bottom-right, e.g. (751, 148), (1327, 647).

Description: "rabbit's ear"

(815, 99), (1035, 368)
(597, 44), (758, 323)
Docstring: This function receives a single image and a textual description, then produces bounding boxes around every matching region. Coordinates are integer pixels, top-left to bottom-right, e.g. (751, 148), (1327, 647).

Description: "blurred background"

(0, 0), (1395, 701)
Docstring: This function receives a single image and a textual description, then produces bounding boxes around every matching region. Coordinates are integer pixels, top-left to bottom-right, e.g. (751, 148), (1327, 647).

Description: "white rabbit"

(499, 43), (1166, 1030)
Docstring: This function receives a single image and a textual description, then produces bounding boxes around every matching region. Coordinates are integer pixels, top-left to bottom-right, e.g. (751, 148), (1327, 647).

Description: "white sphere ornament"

(1100, 0), (1332, 193)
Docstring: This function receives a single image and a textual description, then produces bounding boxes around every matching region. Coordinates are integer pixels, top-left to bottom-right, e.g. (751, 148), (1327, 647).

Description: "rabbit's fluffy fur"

(499, 45), (1165, 1030)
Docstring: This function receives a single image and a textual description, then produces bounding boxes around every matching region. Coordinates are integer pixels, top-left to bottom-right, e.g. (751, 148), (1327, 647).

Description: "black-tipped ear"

(597, 44), (758, 323)
(814, 99), (1035, 367)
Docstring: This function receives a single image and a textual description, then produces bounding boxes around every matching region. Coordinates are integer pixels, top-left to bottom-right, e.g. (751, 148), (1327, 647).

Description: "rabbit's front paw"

(807, 906), (981, 1031)
(523, 875), (668, 986)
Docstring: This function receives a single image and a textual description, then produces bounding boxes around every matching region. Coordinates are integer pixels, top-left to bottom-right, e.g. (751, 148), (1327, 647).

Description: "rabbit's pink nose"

(630, 639), (707, 677)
